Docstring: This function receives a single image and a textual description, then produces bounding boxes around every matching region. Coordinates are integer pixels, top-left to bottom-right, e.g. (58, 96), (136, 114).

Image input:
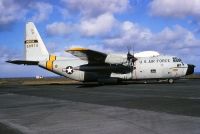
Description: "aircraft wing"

(6, 60), (39, 65)
(66, 48), (107, 64)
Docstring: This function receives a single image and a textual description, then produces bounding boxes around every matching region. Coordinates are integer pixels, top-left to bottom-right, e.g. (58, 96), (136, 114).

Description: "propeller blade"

(126, 43), (137, 70)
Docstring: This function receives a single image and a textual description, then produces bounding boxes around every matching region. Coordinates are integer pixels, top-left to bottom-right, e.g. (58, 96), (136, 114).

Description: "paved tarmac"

(0, 79), (200, 134)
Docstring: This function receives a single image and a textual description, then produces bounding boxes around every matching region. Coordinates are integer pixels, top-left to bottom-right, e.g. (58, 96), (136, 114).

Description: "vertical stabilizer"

(25, 22), (49, 61)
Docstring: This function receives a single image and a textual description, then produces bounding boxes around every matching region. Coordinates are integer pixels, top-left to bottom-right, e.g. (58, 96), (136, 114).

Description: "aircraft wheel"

(168, 79), (174, 84)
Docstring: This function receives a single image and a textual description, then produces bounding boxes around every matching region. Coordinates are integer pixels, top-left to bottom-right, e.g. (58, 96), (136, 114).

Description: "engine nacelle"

(105, 54), (127, 64)
(75, 64), (131, 74)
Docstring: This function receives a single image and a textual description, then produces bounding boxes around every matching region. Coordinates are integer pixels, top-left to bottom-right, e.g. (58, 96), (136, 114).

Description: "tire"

(168, 79), (174, 84)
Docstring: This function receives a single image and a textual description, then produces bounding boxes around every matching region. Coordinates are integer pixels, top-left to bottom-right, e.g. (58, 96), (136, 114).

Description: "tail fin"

(25, 22), (49, 61)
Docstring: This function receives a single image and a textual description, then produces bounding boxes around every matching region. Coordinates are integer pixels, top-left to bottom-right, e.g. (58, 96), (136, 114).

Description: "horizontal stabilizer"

(6, 60), (39, 65)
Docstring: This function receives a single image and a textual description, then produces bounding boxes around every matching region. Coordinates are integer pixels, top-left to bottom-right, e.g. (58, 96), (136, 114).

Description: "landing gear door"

(170, 68), (178, 77)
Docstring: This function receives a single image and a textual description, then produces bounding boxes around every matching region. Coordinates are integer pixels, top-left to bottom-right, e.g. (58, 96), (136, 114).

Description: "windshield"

(173, 57), (182, 62)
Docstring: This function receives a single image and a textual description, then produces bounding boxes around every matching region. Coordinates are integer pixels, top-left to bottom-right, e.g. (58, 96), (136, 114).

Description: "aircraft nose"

(186, 64), (195, 75)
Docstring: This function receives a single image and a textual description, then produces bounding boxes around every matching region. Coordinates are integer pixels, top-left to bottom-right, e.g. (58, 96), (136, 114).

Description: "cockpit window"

(177, 64), (181, 67)
(173, 57), (182, 62)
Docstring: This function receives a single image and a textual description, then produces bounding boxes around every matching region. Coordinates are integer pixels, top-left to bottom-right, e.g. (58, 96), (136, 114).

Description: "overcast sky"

(0, 0), (200, 78)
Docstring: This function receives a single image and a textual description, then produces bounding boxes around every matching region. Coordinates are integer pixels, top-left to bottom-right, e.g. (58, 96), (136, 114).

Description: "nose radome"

(186, 64), (195, 75)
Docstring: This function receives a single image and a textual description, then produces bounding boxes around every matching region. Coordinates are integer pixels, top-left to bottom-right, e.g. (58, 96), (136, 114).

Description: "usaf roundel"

(65, 66), (73, 74)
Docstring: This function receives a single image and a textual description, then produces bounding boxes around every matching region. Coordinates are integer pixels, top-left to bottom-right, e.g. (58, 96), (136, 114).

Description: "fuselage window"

(151, 69), (156, 73)
(177, 64), (181, 67)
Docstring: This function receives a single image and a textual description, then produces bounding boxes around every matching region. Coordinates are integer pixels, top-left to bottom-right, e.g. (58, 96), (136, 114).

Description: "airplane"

(7, 22), (195, 84)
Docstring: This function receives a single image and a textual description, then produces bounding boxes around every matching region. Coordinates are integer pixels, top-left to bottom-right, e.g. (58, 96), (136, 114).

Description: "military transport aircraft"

(7, 22), (195, 84)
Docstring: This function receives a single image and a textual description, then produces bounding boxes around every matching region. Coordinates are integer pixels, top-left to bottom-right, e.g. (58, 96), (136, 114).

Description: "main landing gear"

(168, 79), (174, 84)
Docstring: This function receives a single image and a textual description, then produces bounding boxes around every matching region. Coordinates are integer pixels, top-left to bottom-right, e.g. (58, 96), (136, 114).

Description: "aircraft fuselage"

(38, 55), (194, 83)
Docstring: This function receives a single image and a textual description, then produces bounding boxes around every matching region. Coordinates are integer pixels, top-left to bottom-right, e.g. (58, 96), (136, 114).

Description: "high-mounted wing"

(66, 48), (107, 64)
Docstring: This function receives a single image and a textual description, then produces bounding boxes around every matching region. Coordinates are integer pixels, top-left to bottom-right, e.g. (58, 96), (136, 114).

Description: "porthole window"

(151, 69), (156, 73)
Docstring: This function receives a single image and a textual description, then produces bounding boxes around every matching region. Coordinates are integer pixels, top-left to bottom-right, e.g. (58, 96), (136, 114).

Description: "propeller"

(127, 45), (137, 67)
(126, 44), (137, 78)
